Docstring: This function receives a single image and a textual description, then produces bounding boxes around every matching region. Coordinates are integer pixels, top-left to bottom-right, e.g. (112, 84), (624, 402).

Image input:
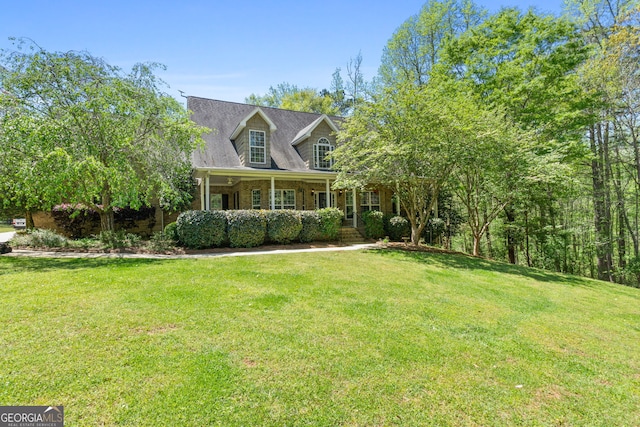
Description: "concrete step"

(339, 227), (366, 243)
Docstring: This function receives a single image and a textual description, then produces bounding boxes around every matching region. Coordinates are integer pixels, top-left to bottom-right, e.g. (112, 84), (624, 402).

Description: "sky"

(1, 1), (566, 104)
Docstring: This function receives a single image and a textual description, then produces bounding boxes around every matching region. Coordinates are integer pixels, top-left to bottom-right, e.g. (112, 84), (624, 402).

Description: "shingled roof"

(188, 97), (342, 172)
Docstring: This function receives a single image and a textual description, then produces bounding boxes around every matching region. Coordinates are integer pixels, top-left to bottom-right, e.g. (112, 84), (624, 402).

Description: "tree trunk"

(473, 233), (481, 256)
(590, 124), (614, 282)
(99, 209), (115, 232)
(504, 206), (517, 264)
(25, 210), (35, 229)
(484, 209), (493, 258)
(524, 210), (531, 267)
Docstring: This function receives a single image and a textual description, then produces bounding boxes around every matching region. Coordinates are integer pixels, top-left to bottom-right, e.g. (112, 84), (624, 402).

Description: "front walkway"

(0, 231), (15, 243)
(3, 243), (377, 260)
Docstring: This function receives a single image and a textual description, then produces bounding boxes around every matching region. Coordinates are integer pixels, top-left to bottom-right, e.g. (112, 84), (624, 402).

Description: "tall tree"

(568, 0), (639, 282)
(246, 83), (338, 115)
(379, 0), (485, 86)
(333, 80), (511, 245)
(441, 8), (595, 264)
(0, 39), (208, 231)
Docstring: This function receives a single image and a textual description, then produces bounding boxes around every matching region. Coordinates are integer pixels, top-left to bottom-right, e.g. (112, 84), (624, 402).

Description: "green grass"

(0, 224), (14, 233)
(1, 250), (639, 426)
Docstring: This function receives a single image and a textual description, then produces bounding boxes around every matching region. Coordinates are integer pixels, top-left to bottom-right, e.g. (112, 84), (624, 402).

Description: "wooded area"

(250, 0), (640, 286)
(367, 0), (640, 286)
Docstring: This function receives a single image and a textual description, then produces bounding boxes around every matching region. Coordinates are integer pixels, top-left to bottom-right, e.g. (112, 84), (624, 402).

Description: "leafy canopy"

(0, 39), (209, 229)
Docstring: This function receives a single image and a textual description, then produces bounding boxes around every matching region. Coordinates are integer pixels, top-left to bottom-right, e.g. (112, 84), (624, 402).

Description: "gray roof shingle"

(188, 97), (341, 172)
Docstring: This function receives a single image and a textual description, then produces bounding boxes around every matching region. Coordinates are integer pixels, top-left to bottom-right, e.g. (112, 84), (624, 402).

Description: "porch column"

(352, 188), (358, 228)
(325, 179), (331, 208)
(205, 175), (210, 211)
(395, 183), (401, 214)
(200, 178), (205, 211)
(270, 176), (276, 210)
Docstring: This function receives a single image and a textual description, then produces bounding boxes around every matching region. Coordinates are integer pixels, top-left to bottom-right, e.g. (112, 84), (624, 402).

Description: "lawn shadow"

(0, 256), (173, 275)
(370, 248), (598, 288)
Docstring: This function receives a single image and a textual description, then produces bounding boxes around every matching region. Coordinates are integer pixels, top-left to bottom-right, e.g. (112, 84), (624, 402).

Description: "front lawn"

(0, 250), (638, 426)
(0, 224), (14, 233)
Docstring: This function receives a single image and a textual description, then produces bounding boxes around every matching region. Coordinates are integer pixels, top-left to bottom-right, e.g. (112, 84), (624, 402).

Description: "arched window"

(313, 137), (334, 170)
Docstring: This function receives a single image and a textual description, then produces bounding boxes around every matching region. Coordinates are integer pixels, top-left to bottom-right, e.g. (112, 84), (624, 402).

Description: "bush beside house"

(362, 210), (385, 239)
(176, 210), (227, 249)
(266, 210), (303, 244)
(226, 210), (267, 248)
(385, 215), (410, 241)
(317, 208), (343, 241)
(174, 208), (345, 249)
(299, 211), (321, 243)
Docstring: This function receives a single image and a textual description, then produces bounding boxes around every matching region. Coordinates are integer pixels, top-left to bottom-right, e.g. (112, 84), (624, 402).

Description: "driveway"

(0, 231), (15, 243)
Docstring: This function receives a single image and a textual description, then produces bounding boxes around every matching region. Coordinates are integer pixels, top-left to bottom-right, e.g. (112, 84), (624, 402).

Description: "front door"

(314, 192), (335, 209)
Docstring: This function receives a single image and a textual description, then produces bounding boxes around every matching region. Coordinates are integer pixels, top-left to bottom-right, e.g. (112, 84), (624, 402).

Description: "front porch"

(195, 168), (398, 228)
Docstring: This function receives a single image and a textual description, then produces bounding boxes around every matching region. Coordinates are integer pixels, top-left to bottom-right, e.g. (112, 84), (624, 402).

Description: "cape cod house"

(188, 97), (397, 228)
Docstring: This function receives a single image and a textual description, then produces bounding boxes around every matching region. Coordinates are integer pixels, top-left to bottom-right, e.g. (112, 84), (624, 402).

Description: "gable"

(188, 97), (342, 172)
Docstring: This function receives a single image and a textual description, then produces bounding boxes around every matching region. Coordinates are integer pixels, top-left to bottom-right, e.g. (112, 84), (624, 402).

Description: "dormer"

(291, 115), (340, 170)
(230, 107), (277, 168)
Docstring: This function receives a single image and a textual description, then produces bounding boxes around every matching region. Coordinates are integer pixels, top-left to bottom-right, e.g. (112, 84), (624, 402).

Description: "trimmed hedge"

(266, 210), (303, 244)
(317, 208), (344, 241)
(164, 222), (178, 241)
(299, 211), (321, 243)
(174, 208), (344, 248)
(176, 210), (227, 249)
(226, 210), (266, 248)
(386, 216), (410, 241)
(362, 210), (385, 239)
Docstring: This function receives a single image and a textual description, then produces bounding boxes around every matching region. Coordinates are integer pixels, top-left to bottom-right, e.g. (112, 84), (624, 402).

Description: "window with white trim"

(249, 130), (266, 164)
(269, 189), (296, 210)
(251, 189), (261, 210)
(313, 137), (334, 170)
(360, 191), (380, 211)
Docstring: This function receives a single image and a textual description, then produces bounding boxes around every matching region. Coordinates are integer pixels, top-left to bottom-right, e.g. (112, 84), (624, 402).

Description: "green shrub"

(176, 210), (227, 249)
(362, 210), (385, 239)
(226, 210), (266, 248)
(11, 228), (68, 248)
(164, 222), (178, 241)
(386, 216), (410, 241)
(266, 210), (302, 244)
(147, 231), (177, 252)
(317, 208), (343, 241)
(99, 230), (141, 249)
(299, 211), (321, 243)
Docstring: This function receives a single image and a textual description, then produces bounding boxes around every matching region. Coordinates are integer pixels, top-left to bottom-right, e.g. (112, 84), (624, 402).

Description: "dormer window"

(314, 137), (334, 170)
(250, 130), (266, 164)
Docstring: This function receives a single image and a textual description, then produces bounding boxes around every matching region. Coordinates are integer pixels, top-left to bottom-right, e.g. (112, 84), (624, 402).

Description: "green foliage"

(226, 210), (266, 248)
(176, 210), (227, 249)
(266, 210), (303, 244)
(0, 39), (209, 231)
(379, 0), (486, 86)
(385, 215), (411, 241)
(362, 210), (385, 239)
(146, 231), (177, 253)
(317, 208), (343, 241)
(99, 230), (141, 249)
(51, 204), (100, 238)
(10, 229), (68, 248)
(163, 222), (178, 242)
(246, 82), (339, 115)
(49, 204), (156, 238)
(299, 211), (322, 243)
